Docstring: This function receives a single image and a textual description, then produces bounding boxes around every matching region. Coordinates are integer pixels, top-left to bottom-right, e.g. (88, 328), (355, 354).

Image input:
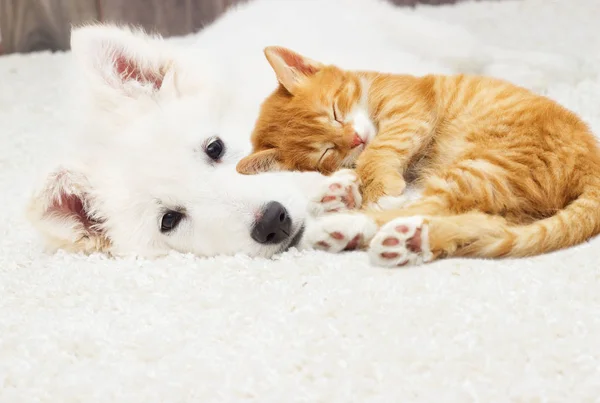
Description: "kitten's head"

(237, 46), (377, 176)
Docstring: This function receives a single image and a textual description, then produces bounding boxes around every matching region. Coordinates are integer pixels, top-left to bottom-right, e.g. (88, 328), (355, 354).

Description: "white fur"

(27, 0), (582, 259)
(369, 215), (433, 267)
(308, 169), (362, 216)
(6, 1), (600, 401)
(349, 78), (377, 145)
(301, 213), (379, 253)
(367, 187), (425, 210)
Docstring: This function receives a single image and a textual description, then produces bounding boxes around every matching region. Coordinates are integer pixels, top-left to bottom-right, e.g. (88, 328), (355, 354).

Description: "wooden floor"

(0, 0), (463, 54)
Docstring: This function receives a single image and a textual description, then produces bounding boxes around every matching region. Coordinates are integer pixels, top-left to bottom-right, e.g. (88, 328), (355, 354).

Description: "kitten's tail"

(429, 178), (600, 259)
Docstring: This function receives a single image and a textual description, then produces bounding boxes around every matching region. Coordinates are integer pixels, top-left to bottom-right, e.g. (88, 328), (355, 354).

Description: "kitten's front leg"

(361, 172), (407, 207)
(355, 147), (408, 206)
(355, 117), (433, 206)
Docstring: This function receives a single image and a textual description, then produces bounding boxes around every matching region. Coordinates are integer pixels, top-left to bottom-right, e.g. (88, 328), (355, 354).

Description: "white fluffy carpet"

(2, 0), (600, 401)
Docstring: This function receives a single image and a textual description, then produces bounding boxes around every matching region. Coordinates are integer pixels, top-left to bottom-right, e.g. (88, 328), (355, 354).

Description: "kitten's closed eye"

(333, 103), (342, 124)
(319, 147), (334, 166)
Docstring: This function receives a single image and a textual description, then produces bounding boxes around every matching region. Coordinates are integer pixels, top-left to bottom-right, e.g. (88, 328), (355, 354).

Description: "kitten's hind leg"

(366, 158), (520, 224)
(301, 159), (520, 261)
(421, 159), (520, 215)
(364, 160), (522, 265)
(368, 212), (511, 267)
(369, 216), (433, 267)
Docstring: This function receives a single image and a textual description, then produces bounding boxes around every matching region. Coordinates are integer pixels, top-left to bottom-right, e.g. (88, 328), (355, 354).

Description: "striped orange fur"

(237, 46), (600, 261)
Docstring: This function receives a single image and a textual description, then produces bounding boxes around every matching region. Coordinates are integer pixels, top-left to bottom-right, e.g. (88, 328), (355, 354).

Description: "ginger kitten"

(237, 46), (600, 264)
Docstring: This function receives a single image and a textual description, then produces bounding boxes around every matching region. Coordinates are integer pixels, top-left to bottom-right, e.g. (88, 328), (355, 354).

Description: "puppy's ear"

(236, 149), (281, 175)
(263, 46), (323, 94)
(27, 167), (110, 254)
(70, 24), (179, 102)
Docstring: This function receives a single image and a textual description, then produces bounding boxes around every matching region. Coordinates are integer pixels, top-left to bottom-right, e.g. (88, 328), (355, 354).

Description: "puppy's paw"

(301, 213), (378, 253)
(368, 216), (433, 267)
(308, 169), (362, 216)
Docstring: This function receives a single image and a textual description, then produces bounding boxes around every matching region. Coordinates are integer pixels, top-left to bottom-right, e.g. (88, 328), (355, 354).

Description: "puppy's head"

(27, 25), (309, 258)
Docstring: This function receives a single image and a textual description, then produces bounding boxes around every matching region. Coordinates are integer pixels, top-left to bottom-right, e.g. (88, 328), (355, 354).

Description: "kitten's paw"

(367, 187), (424, 211)
(308, 169), (362, 216)
(300, 213), (378, 253)
(361, 177), (406, 206)
(368, 216), (433, 267)
(367, 195), (412, 211)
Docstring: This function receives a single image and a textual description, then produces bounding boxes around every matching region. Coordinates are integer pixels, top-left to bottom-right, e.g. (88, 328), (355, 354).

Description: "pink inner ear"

(279, 50), (319, 76)
(114, 54), (163, 89)
(49, 191), (95, 231)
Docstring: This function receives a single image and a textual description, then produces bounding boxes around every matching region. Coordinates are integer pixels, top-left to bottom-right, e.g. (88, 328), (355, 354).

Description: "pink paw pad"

(406, 228), (422, 253)
(368, 216), (432, 267)
(341, 188), (356, 209)
(395, 225), (410, 234)
(344, 235), (361, 251)
(312, 170), (362, 215)
(316, 241), (330, 249)
(319, 185), (356, 210)
(382, 237), (399, 246)
(330, 232), (344, 240)
(314, 232), (361, 251)
(380, 226), (422, 255)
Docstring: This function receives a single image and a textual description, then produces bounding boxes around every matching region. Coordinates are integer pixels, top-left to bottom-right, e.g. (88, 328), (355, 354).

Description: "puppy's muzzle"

(251, 201), (292, 244)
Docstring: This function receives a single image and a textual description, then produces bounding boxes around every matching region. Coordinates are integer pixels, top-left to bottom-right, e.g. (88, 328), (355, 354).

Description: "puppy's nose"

(351, 132), (364, 148)
(251, 201), (292, 244)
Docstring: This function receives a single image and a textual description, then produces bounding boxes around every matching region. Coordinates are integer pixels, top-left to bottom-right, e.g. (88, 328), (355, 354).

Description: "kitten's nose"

(351, 132), (365, 148)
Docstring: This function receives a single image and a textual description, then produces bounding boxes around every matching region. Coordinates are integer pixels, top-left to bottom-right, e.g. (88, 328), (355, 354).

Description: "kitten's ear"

(236, 149), (281, 175)
(27, 167), (110, 254)
(70, 24), (179, 102)
(264, 46), (323, 94)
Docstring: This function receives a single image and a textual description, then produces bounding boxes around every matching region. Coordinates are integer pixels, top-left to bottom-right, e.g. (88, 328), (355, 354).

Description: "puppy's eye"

(161, 211), (183, 233)
(205, 137), (226, 161)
